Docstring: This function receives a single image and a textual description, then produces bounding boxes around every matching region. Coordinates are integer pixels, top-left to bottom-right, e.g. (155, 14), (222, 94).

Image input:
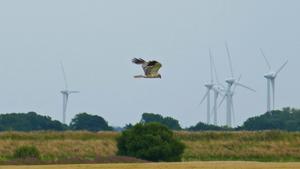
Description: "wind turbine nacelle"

(205, 84), (214, 89)
(61, 90), (79, 94)
(225, 78), (235, 85)
(264, 72), (275, 79)
(61, 90), (68, 94)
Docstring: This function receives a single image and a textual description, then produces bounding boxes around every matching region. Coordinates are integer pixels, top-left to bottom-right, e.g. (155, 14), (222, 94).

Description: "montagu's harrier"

(132, 58), (162, 78)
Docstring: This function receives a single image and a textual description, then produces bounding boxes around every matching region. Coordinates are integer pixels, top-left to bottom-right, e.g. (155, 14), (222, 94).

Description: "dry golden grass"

(182, 139), (300, 161)
(0, 131), (118, 140)
(1, 131), (300, 161)
(178, 131), (300, 161)
(1, 162), (300, 169)
(0, 140), (116, 160)
(0, 131), (118, 160)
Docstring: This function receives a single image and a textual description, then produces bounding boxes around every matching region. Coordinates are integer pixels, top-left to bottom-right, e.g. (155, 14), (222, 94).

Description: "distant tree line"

(0, 112), (112, 132)
(238, 107), (300, 131)
(0, 107), (300, 132)
(134, 109), (300, 132)
(0, 112), (67, 131)
(187, 122), (231, 131)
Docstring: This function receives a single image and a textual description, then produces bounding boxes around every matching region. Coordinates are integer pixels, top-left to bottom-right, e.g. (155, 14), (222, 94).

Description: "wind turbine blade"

(209, 48), (214, 84)
(199, 90), (210, 106)
(217, 90), (225, 96)
(65, 94), (69, 112)
(60, 61), (68, 90)
(215, 86), (226, 94)
(211, 50), (222, 87)
(218, 94), (226, 108)
(69, 91), (80, 94)
(259, 48), (271, 70)
(219, 83), (226, 89)
(235, 82), (256, 92)
(275, 60), (288, 76)
(225, 42), (234, 77)
(232, 75), (242, 92)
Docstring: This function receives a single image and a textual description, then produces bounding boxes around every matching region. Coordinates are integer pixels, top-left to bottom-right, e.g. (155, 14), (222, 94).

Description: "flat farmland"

(1, 162), (300, 169)
(1, 131), (300, 162)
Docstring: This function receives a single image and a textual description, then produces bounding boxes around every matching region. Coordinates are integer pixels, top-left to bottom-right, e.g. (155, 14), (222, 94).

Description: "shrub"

(13, 145), (40, 159)
(117, 122), (185, 162)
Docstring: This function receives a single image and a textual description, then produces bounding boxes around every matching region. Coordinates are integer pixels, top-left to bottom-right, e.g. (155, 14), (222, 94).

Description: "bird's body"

(132, 58), (162, 78)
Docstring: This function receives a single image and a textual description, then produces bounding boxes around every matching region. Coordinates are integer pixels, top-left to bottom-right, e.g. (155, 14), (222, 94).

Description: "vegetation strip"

(1, 162), (300, 169)
(0, 131), (300, 163)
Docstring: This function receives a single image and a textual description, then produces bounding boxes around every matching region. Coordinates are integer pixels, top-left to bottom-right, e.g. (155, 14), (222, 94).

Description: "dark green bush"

(117, 122), (185, 162)
(13, 145), (40, 159)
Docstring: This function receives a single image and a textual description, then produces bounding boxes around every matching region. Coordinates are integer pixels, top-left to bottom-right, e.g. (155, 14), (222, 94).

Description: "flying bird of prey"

(132, 58), (162, 78)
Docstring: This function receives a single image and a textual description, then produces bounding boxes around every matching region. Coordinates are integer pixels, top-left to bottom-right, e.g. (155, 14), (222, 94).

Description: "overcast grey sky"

(0, 0), (299, 127)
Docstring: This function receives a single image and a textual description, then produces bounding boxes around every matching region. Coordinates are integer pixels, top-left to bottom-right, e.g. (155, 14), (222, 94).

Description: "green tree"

(141, 113), (181, 130)
(70, 113), (112, 131)
(117, 122), (185, 162)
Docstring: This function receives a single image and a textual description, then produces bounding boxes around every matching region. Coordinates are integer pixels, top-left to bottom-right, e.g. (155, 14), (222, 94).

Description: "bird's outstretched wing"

(132, 58), (146, 64)
(144, 61), (162, 76)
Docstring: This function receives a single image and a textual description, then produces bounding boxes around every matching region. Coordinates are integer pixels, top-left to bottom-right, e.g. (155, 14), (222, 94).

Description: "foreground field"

(1, 162), (300, 169)
(1, 131), (300, 162)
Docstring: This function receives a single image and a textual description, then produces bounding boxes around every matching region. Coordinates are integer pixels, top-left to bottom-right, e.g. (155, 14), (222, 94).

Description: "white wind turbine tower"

(260, 49), (288, 112)
(60, 62), (79, 124)
(219, 43), (256, 127)
(199, 49), (215, 124)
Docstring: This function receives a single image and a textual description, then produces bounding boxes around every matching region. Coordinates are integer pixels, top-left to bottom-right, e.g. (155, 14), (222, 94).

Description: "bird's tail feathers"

(132, 58), (146, 64)
(134, 75), (145, 78)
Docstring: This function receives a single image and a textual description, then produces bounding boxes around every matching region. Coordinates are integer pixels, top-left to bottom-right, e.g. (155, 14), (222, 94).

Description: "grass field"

(1, 131), (300, 162)
(1, 162), (300, 169)
(177, 131), (300, 161)
(0, 131), (118, 161)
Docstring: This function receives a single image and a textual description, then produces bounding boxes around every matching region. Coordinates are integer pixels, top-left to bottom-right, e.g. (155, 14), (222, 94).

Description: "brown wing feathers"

(147, 61), (158, 66)
(132, 58), (162, 78)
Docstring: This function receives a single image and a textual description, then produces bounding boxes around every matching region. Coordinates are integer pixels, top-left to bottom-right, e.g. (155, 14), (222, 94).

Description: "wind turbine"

(260, 48), (288, 112)
(210, 50), (225, 126)
(200, 49), (226, 125)
(219, 43), (255, 127)
(199, 49), (215, 124)
(200, 49), (218, 124)
(60, 62), (79, 124)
